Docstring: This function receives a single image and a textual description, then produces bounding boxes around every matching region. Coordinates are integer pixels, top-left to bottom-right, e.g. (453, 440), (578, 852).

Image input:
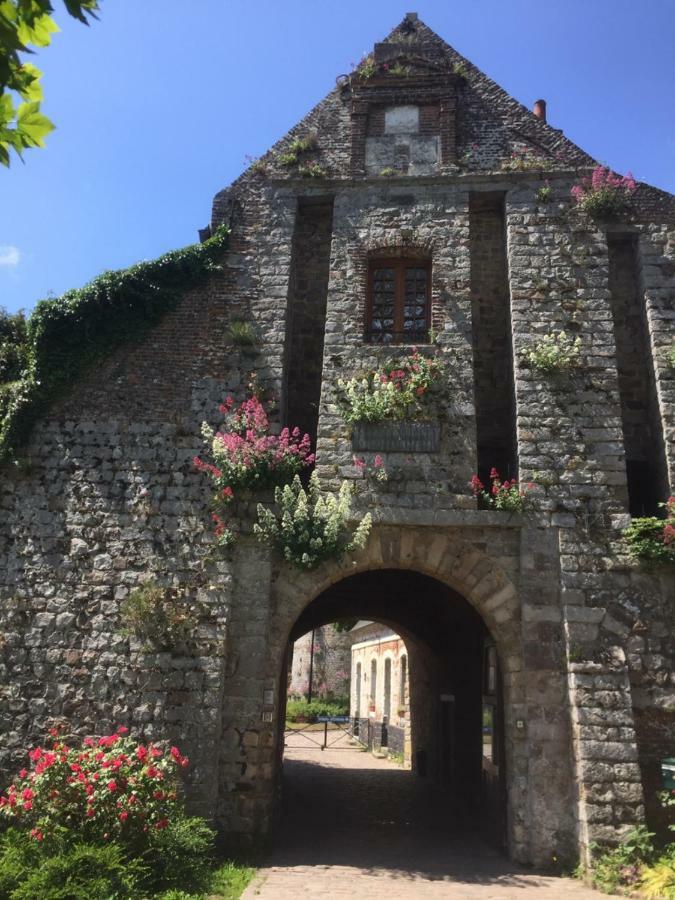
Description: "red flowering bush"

(0, 727), (189, 847)
(471, 468), (534, 512)
(571, 165), (636, 219)
(195, 394), (314, 546)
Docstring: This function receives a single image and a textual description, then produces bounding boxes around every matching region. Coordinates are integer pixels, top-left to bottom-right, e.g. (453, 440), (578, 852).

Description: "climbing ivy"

(0, 225), (229, 461)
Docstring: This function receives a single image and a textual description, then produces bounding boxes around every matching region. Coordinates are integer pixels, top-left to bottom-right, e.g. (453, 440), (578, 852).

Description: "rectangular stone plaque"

(352, 421), (440, 453)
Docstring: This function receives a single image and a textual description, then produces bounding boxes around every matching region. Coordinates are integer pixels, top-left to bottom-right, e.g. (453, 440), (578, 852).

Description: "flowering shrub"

(471, 468), (533, 512)
(522, 332), (581, 373)
(571, 165), (636, 219)
(337, 350), (444, 424)
(623, 497), (675, 563)
(352, 453), (388, 482)
(254, 473), (372, 570)
(195, 395), (314, 546)
(500, 150), (553, 172)
(0, 727), (189, 846)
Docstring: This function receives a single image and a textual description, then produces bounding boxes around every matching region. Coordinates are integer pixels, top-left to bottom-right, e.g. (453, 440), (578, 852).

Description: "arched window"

(366, 257), (431, 344)
(384, 657), (392, 720)
(370, 658), (378, 707)
(399, 654), (407, 709)
(355, 662), (362, 715)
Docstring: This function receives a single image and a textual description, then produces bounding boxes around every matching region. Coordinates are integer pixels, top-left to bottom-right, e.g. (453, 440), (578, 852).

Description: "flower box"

(352, 421), (440, 453)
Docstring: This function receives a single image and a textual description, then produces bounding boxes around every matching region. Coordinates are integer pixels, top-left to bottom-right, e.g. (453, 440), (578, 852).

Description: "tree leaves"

(0, 1), (100, 165)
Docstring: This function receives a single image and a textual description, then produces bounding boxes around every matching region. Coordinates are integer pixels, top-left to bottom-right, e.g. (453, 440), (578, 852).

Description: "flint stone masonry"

(0, 12), (674, 872)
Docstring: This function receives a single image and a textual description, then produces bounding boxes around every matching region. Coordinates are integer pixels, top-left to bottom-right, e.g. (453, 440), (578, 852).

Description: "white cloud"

(0, 245), (20, 268)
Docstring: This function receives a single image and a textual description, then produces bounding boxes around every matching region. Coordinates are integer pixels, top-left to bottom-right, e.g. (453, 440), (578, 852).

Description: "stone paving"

(241, 730), (615, 899)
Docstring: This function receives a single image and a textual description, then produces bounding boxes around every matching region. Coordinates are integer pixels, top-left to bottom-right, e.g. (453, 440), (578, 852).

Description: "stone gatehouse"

(1, 13), (673, 868)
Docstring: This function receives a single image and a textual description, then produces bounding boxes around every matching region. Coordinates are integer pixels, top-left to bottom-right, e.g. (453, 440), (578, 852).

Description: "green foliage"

(624, 509), (675, 564)
(586, 826), (657, 895)
(536, 184), (553, 203)
(143, 816), (216, 895)
(0, 830), (146, 899)
(0, 225), (229, 462)
(666, 342), (675, 370)
(298, 162), (326, 178)
(119, 582), (195, 650)
(0, 1), (100, 166)
(337, 350), (444, 424)
(501, 151), (554, 172)
(522, 331), (581, 373)
(277, 133), (319, 169)
(0, 308), (28, 382)
(227, 320), (257, 348)
(640, 854), (675, 899)
(386, 62), (411, 78)
(452, 61), (468, 78)
(208, 859), (256, 899)
(286, 698), (349, 722)
(356, 54), (376, 80)
(254, 473), (372, 570)
(378, 167), (396, 177)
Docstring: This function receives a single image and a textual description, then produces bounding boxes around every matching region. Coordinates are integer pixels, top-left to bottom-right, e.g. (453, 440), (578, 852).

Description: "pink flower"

(107, 780), (117, 792)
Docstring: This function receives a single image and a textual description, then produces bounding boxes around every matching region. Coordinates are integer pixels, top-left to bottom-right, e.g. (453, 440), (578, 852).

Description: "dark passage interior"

(276, 570), (506, 859)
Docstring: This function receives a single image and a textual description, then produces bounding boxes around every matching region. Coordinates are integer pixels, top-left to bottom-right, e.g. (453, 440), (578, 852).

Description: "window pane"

(403, 267), (428, 338)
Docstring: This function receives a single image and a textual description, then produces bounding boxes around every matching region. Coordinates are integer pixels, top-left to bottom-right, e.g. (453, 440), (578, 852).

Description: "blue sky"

(1, 0), (674, 315)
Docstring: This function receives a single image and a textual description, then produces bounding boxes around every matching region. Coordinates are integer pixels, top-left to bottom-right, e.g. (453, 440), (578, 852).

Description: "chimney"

(405, 12), (419, 22)
(533, 99), (547, 123)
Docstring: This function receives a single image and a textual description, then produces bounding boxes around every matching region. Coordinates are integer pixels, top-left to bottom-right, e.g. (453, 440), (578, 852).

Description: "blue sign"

(316, 716), (350, 723)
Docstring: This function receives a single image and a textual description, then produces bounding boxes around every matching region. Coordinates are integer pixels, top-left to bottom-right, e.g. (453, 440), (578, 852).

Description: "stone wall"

(288, 625), (351, 700)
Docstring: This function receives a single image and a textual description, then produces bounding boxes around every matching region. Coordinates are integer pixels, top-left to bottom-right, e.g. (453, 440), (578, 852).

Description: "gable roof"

(211, 13), (674, 226)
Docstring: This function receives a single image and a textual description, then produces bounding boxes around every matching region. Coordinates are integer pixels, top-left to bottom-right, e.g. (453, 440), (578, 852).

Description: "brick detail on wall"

(470, 191), (517, 483)
(607, 234), (668, 515)
(284, 197), (334, 446)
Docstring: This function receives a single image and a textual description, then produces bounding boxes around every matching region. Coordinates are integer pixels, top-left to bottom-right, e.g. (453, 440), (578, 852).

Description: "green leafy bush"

(0, 309), (28, 383)
(624, 498), (675, 563)
(227, 320), (257, 348)
(120, 582), (195, 650)
(0, 226), (229, 461)
(337, 350), (444, 424)
(254, 473), (371, 570)
(286, 698), (349, 722)
(9, 840), (147, 900)
(587, 826), (656, 895)
(144, 816), (216, 895)
(522, 332), (581, 373)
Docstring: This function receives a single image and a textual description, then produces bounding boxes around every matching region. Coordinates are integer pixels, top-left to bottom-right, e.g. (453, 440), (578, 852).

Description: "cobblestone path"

(242, 731), (613, 899)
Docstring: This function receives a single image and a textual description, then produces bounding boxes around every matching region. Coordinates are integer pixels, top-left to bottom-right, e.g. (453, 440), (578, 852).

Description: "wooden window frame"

(366, 257), (431, 344)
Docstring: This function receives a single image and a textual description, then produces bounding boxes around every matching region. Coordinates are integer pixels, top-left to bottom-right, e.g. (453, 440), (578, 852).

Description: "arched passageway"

(276, 569), (507, 862)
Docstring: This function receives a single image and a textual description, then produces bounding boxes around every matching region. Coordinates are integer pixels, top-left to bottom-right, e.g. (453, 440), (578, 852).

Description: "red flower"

(154, 818), (169, 830)
(107, 780), (117, 792)
(117, 726), (128, 734)
(119, 811), (129, 822)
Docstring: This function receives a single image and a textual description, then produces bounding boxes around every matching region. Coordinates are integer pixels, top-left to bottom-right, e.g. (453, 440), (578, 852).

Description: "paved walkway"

(242, 730), (612, 899)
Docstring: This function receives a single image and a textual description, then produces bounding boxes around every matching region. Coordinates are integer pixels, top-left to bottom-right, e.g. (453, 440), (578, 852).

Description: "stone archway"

(266, 525), (529, 860)
(215, 523), (576, 867)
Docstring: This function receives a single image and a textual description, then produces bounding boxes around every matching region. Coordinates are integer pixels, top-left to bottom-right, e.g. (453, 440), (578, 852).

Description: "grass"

(210, 859), (257, 899)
